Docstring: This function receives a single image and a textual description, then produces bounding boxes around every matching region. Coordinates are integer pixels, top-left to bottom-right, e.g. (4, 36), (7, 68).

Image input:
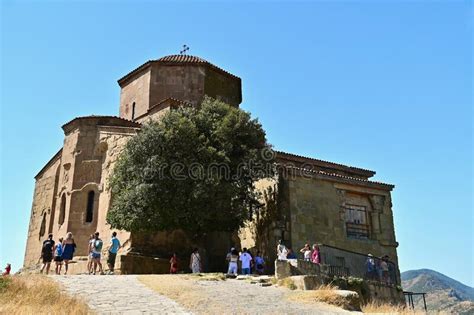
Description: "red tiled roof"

(275, 151), (376, 178)
(118, 54), (240, 86)
(157, 55), (208, 63)
(287, 166), (394, 190)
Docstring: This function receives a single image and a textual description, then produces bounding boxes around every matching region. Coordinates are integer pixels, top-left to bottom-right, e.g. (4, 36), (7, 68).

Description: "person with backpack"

(91, 231), (104, 275)
(53, 237), (64, 275)
(62, 232), (76, 275)
(40, 233), (55, 274)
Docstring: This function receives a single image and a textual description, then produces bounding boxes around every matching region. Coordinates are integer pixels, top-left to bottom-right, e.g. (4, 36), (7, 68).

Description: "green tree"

(107, 97), (275, 236)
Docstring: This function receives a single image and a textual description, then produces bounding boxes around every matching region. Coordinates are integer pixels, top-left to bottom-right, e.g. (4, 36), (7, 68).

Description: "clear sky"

(1, 1), (472, 285)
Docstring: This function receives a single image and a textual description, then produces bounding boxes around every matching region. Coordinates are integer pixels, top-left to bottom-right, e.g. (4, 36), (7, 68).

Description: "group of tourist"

(40, 232), (76, 275)
(168, 247), (266, 276)
(225, 247), (265, 276)
(39, 231), (121, 275)
(276, 240), (321, 264)
(365, 254), (393, 284)
(168, 248), (204, 274)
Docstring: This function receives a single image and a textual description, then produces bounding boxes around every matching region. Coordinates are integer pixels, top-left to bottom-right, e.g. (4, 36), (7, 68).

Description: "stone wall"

(287, 175), (399, 267)
(24, 156), (62, 266)
(119, 68), (151, 120)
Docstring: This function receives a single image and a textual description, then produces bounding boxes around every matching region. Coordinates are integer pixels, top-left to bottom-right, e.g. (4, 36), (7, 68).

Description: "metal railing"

(318, 244), (400, 286)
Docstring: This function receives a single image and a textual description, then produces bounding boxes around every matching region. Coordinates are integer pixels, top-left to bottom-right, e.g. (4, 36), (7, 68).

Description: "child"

(255, 251), (265, 275)
(54, 238), (64, 275)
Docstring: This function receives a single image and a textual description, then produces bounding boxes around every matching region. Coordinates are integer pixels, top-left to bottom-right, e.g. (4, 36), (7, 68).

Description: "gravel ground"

(139, 275), (355, 315)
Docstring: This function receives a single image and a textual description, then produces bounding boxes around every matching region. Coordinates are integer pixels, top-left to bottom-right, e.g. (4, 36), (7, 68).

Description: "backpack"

(94, 239), (103, 252)
(42, 240), (54, 254)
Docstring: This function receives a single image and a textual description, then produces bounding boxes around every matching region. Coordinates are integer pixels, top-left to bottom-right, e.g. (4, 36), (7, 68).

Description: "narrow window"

(86, 191), (95, 223)
(58, 194), (66, 225)
(131, 102), (136, 121)
(39, 213), (46, 240)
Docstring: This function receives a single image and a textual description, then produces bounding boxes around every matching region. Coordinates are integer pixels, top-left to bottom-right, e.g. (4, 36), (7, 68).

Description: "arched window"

(86, 191), (95, 223)
(131, 102), (136, 121)
(39, 213), (46, 240)
(58, 194), (66, 225)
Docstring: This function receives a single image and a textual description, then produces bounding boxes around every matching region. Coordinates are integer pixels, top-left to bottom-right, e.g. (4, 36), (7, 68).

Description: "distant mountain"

(402, 269), (474, 314)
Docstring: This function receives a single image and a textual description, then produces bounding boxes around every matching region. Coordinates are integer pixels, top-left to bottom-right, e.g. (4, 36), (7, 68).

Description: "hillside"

(402, 269), (474, 314)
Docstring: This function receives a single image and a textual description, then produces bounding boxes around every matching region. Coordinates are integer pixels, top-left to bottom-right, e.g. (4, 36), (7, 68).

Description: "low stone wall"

(275, 259), (404, 305)
(366, 282), (405, 304)
(275, 259), (320, 279)
(120, 254), (170, 274)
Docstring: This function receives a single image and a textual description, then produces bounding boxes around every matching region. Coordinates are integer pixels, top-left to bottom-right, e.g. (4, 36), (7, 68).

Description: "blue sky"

(1, 1), (472, 285)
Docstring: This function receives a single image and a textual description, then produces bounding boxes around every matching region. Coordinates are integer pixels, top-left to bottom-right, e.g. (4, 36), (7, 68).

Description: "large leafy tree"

(107, 97), (275, 236)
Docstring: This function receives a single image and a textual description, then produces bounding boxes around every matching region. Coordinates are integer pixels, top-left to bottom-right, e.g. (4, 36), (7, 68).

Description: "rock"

(290, 275), (323, 290)
(259, 283), (272, 287)
(333, 290), (361, 311)
(236, 275), (250, 280)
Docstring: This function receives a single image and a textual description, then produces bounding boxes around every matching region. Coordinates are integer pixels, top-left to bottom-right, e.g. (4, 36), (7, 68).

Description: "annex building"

(24, 55), (400, 279)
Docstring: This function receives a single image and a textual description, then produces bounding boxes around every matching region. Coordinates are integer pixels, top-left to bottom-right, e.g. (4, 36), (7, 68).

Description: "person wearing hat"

(365, 254), (376, 280)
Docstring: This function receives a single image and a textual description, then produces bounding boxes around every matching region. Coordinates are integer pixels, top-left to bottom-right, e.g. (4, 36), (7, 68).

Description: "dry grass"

(138, 274), (226, 313)
(287, 284), (355, 309)
(362, 301), (424, 314)
(185, 272), (226, 281)
(0, 275), (90, 315)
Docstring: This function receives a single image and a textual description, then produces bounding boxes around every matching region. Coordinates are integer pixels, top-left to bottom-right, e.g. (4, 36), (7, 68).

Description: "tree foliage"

(107, 97), (275, 235)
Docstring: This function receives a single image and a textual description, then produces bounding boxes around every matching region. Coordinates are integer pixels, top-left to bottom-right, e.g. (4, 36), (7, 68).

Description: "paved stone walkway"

(53, 275), (191, 314)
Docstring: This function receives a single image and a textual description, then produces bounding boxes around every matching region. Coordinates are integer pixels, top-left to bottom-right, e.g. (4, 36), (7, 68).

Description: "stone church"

(24, 54), (400, 275)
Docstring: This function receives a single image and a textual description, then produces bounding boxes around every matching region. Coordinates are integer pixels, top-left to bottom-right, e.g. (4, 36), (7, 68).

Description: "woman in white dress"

(189, 248), (202, 273)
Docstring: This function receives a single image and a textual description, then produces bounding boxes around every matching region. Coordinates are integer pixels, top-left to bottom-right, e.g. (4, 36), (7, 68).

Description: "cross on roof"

(180, 45), (190, 55)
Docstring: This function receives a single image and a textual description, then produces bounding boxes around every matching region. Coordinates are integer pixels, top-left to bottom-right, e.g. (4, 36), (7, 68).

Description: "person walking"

(53, 237), (64, 275)
(61, 232), (76, 275)
(227, 248), (239, 276)
(239, 248), (252, 275)
(189, 248), (202, 273)
(107, 231), (121, 274)
(311, 244), (320, 264)
(170, 253), (179, 274)
(300, 244), (312, 261)
(87, 234), (94, 274)
(254, 251), (265, 275)
(91, 232), (104, 275)
(40, 233), (55, 275)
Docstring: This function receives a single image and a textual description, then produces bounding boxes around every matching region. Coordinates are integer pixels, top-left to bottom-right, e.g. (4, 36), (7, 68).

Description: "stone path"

(53, 275), (191, 314)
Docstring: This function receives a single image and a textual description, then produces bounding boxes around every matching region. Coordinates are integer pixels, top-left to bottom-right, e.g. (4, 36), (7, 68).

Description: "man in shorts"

(40, 233), (55, 275)
(107, 231), (121, 274)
